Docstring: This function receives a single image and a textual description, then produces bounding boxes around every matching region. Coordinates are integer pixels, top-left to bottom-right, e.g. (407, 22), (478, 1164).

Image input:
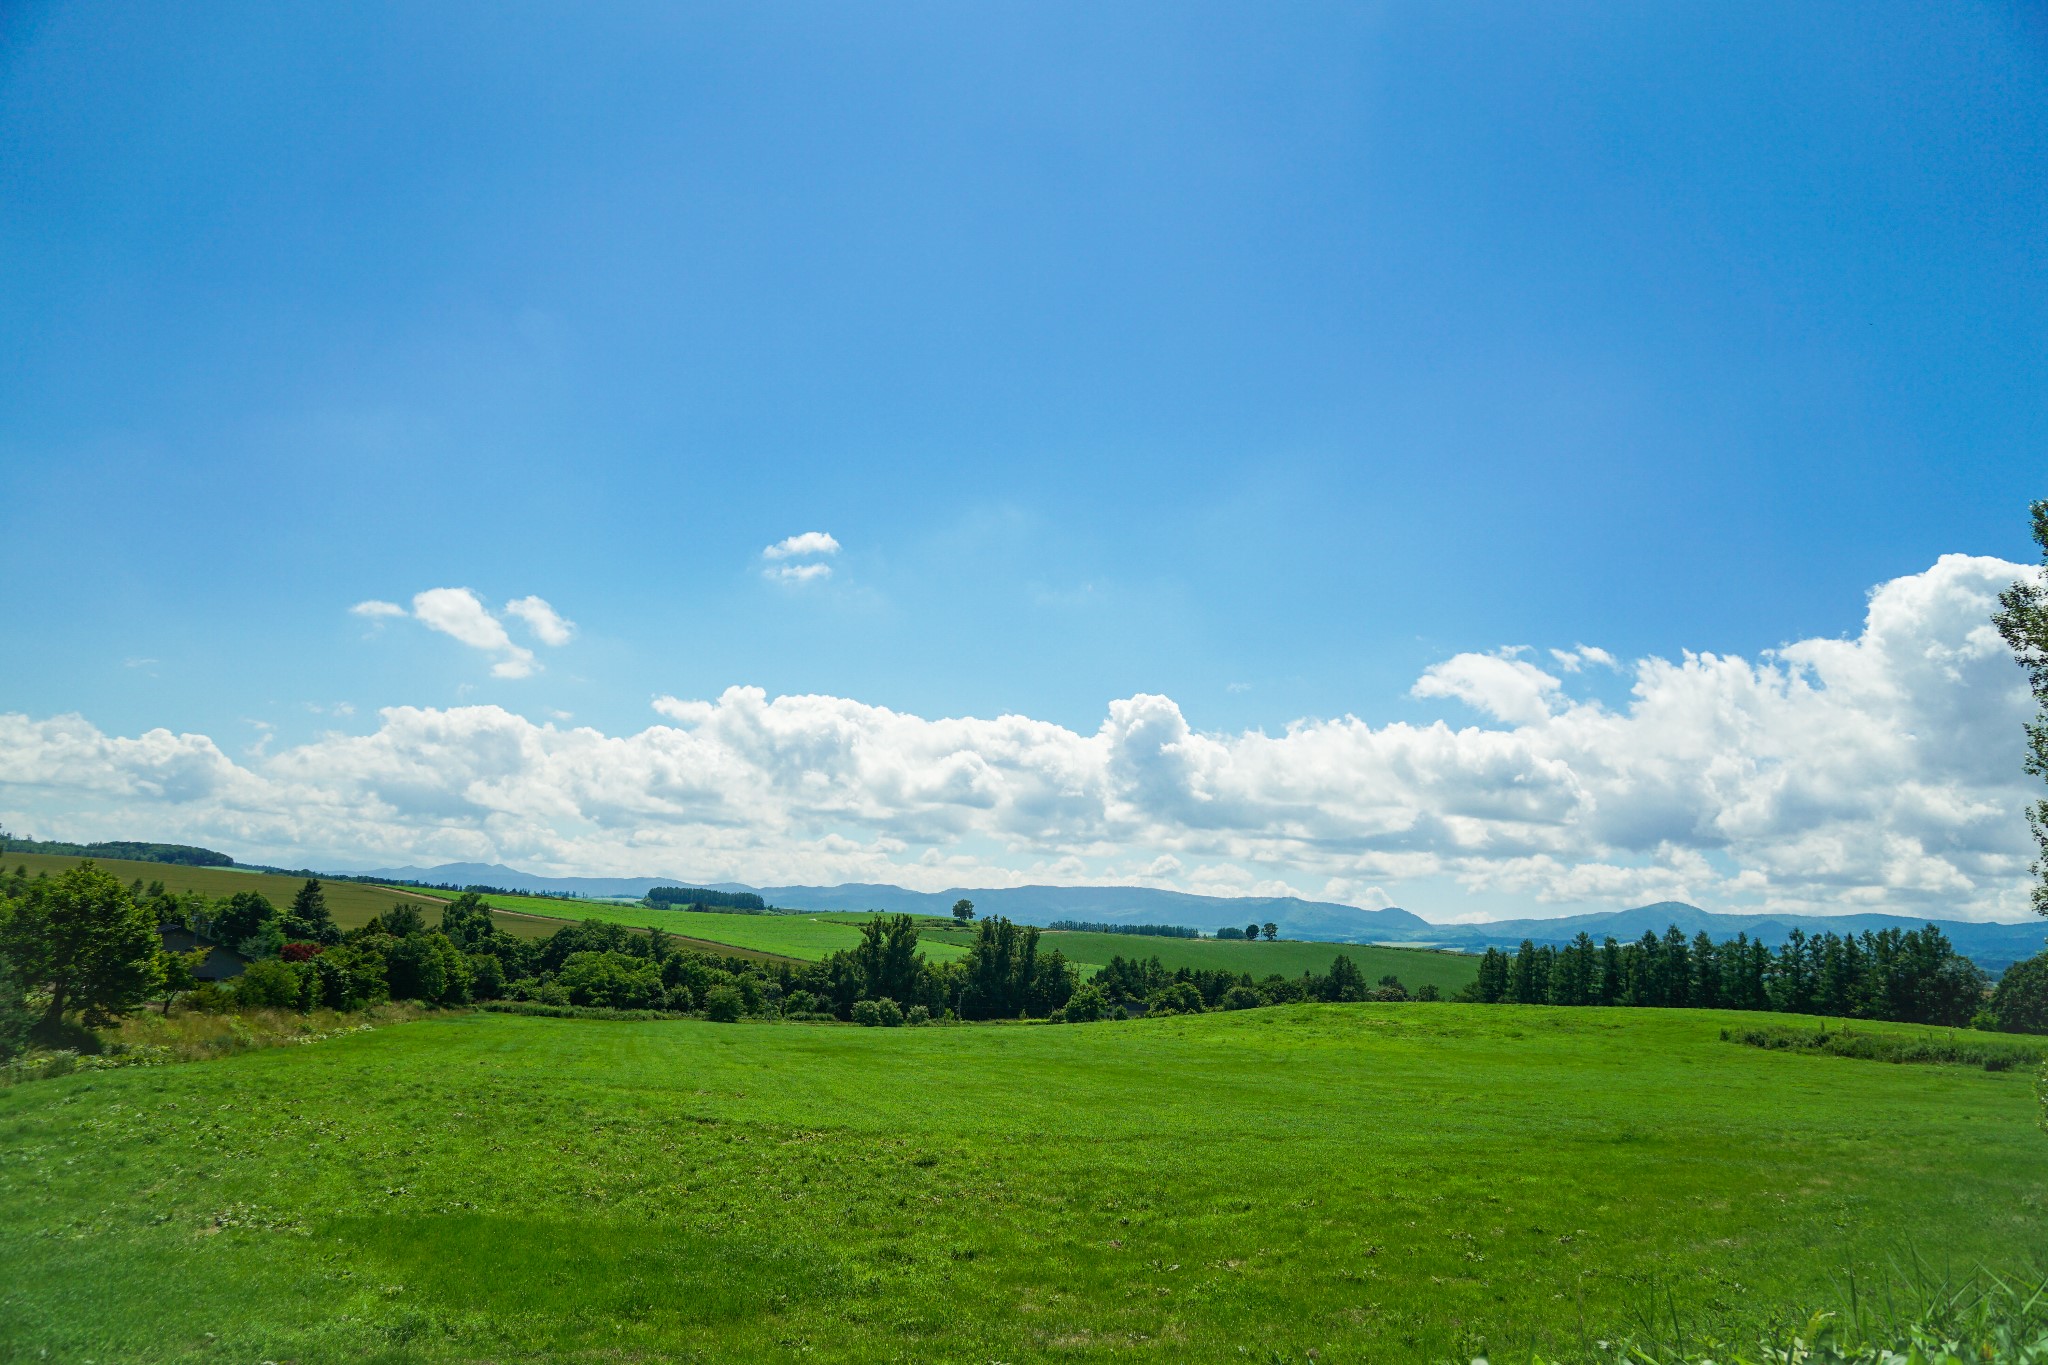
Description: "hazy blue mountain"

(345, 862), (691, 899)
(1426, 901), (2047, 974)
(343, 862), (2044, 972)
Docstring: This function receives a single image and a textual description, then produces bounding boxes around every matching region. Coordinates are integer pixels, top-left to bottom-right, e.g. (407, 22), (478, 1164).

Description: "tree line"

(1046, 920), (1201, 938)
(643, 886), (767, 912)
(1462, 924), (1993, 1027)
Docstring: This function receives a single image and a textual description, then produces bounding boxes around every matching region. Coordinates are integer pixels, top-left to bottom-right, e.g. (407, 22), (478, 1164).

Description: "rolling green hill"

(1, 1004), (2039, 1361)
(406, 890), (1474, 987)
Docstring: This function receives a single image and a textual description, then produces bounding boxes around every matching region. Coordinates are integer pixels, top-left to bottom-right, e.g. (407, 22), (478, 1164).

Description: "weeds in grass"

(1721, 1024), (2048, 1071)
(0, 1000), (429, 1085)
(1561, 1264), (2048, 1365)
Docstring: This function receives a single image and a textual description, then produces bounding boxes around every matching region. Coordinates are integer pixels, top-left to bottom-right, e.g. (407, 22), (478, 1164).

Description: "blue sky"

(2, 3), (2044, 917)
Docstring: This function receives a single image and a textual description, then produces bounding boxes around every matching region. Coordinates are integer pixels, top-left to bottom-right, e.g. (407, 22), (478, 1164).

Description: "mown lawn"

(1, 1004), (2042, 1363)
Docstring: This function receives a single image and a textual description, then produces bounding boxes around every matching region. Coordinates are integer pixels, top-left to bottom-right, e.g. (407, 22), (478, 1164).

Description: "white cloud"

(17, 555), (2042, 920)
(1411, 649), (1563, 724)
(504, 595), (576, 646)
(763, 531), (841, 561)
(767, 562), (833, 585)
(1549, 644), (1618, 673)
(356, 587), (567, 678)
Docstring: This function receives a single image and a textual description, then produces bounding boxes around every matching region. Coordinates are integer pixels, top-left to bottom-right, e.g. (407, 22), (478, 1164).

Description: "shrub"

(279, 942), (323, 963)
(703, 984), (743, 1023)
(784, 989), (818, 1016)
(233, 959), (307, 1010)
(851, 999), (883, 1027)
(874, 998), (904, 1027)
(1146, 981), (1205, 1016)
(1415, 983), (1442, 1001)
(1219, 985), (1265, 1011)
(905, 1004), (931, 1026)
(1064, 984), (1109, 1022)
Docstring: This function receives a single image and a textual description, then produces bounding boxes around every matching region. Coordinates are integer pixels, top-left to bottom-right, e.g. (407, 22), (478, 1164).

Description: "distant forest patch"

(644, 886), (768, 913)
(1048, 921), (1200, 939)
(0, 833), (232, 867)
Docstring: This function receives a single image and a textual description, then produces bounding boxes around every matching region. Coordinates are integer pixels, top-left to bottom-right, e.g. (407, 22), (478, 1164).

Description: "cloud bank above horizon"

(3, 555), (2039, 921)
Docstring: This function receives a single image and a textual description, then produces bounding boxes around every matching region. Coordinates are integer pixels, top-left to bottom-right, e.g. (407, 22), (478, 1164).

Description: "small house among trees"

(157, 923), (249, 981)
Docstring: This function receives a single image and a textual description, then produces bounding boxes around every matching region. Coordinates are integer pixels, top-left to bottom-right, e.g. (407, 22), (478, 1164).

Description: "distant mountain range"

(346, 861), (2048, 974)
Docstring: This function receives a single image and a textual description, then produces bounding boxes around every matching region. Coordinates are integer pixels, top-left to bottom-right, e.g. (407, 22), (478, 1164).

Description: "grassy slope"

(2, 852), (461, 932)
(2, 1004), (2042, 1363)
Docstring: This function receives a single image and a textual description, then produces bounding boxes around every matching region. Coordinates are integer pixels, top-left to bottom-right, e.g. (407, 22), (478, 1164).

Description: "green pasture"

(2, 1003), (2042, 1363)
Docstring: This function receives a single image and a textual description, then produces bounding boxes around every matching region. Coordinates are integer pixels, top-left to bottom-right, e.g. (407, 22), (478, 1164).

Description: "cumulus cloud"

(504, 595), (576, 646)
(18, 555), (2041, 919)
(763, 531), (840, 561)
(767, 562), (833, 585)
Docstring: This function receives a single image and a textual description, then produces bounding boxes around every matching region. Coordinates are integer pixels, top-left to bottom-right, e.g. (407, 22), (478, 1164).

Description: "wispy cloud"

(763, 531), (840, 561)
(350, 587), (574, 678)
(767, 562), (833, 584)
(504, 595), (576, 646)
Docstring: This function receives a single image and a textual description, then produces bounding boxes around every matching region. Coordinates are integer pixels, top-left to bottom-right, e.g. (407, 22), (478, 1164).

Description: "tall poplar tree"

(1993, 499), (2048, 916)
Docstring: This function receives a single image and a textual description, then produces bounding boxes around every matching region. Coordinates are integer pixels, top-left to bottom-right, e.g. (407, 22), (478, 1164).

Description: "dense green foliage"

(1991, 951), (2048, 1035)
(644, 885), (768, 911)
(1992, 498), (2048, 917)
(0, 1005), (2038, 1361)
(0, 833), (233, 866)
(1047, 920), (1201, 938)
(1466, 923), (1986, 1026)
(0, 862), (162, 1031)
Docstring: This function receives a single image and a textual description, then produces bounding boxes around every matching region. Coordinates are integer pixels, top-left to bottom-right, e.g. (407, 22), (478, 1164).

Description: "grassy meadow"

(2, 1003), (2042, 1363)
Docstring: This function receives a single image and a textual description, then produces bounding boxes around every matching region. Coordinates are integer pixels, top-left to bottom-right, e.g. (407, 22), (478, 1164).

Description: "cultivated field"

(2, 1004), (2040, 1362)
(2, 853), (453, 931)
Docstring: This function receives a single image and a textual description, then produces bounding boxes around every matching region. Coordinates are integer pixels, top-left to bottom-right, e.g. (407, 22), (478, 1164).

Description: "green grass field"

(2, 1003), (2041, 1362)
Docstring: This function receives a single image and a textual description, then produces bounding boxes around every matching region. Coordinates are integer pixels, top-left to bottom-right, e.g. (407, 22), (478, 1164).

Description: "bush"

(703, 984), (743, 1023)
(874, 998), (904, 1027)
(851, 999), (883, 1027)
(784, 989), (818, 1016)
(1219, 985), (1265, 1011)
(1064, 984), (1110, 1022)
(1146, 981), (1205, 1016)
(905, 1004), (931, 1025)
(1415, 983), (1442, 1002)
(233, 959), (307, 1010)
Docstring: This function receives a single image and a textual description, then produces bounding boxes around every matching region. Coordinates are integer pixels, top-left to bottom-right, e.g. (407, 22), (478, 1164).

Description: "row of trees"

(1463, 925), (1991, 1027)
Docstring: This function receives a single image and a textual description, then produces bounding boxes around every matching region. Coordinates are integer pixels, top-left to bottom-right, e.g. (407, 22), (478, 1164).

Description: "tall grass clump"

(1722, 1024), (2048, 1072)
(0, 1000), (428, 1085)
(1561, 1266), (2048, 1365)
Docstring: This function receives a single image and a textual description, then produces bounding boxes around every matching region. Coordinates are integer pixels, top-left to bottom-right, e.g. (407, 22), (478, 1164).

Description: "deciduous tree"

(1993, 499), (2048, 916)
(0, 861), (162, 1031)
